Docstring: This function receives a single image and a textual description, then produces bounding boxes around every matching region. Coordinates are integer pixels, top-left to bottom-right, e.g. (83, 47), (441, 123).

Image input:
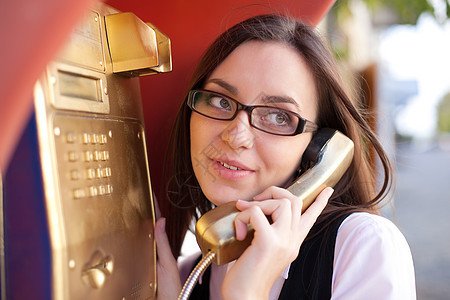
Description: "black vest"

(189, 213), (351, 299)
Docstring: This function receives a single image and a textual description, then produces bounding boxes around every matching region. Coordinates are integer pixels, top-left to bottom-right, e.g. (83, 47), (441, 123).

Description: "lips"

(215, 158), (251, 171)
(210, 157), (255, 180)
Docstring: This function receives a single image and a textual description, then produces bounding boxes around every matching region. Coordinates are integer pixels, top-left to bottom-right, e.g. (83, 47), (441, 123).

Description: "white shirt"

(179, 212), (416, 299)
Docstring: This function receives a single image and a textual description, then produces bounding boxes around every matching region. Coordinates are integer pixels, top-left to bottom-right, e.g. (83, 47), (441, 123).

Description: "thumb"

(155, 218), (177, 270)
(154, 218), (181, 300)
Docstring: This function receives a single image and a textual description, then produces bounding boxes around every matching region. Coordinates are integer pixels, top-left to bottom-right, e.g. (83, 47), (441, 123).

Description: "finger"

(154, 218), (177, 270)
(236, 199), (292, 225)
(154, 218), (181, 300)
(253, 186), (292, 201)
(234, 199), (294, 240)
(252, 186), (302, 220)
(299, 187), (333, 230)
(234, 205), (270, 240)
(153, 195), (162, 219)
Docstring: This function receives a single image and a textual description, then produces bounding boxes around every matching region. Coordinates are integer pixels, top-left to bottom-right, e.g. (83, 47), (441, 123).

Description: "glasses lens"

(191, 91), (237, 120)
(252, 107), (300, 135)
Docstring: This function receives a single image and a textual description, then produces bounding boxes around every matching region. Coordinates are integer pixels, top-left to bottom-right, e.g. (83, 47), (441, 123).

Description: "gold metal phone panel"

(24, 2), (171, 299)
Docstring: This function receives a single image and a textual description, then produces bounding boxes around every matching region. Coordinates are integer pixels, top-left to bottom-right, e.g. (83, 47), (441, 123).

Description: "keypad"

(56, 127), (114, 200)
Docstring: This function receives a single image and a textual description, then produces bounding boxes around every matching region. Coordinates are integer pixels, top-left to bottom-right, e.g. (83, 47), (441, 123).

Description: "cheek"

(190, 114), (221, 176)
(190, 114), (224, 156)
(260, 134), (312, 184)
(190, 114), (209, 156)
(190, 117), (199, 155)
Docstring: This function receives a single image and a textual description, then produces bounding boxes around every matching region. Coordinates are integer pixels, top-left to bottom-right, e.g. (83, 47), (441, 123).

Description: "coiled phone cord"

(177, 250), (216, 300)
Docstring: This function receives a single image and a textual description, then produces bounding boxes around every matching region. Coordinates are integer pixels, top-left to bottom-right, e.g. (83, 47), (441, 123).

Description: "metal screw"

(68, 259), (76, 269)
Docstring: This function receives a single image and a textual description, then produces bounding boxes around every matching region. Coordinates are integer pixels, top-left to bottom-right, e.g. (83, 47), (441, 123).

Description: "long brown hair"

(161, 14), (392, 257)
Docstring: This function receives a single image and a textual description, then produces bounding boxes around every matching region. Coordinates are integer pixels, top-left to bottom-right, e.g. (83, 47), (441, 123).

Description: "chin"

(205, 188), (254, 207)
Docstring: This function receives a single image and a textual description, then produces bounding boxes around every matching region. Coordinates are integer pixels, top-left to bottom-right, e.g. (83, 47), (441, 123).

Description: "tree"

(332, 0), (449, 25)
(437, 92), (450, 133)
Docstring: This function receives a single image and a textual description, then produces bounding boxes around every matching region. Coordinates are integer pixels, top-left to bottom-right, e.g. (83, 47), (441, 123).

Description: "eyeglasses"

(187, 89), (318, 136)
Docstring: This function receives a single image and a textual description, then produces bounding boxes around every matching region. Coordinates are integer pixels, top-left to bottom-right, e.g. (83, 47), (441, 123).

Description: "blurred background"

(323, 0), (450, 298)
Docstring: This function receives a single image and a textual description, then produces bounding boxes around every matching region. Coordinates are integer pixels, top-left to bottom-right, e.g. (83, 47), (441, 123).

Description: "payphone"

(1, 2), (170, 299)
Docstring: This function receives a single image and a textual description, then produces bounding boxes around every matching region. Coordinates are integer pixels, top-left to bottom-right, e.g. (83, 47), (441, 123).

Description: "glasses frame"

(187, 89), (319, 136)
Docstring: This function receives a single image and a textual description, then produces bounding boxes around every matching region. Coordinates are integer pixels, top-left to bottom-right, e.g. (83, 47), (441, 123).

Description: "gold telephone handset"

(178, 128), (354, 300)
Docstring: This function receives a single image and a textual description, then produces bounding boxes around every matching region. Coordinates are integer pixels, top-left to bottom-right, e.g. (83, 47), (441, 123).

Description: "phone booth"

(1, 3), (170, 299)
(0, 0), (334, 299)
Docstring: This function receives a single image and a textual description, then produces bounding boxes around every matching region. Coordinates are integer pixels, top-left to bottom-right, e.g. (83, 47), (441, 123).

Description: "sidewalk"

(384, 142), (450, 300)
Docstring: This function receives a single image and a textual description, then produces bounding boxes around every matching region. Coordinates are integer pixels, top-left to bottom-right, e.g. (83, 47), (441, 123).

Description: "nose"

(220, 111), (255, 150)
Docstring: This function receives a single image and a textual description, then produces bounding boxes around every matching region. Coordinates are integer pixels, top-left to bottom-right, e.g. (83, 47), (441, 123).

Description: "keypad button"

(82, 133), (90, 144)
(86, 168), (96, 179)
(105, 184), (113, 194)
(66, 132), (76, 143)
(68, 151), (78, 162)
(89, 186), (98, 197)
(84, 151), (94, 162)
(90, 133), (99, 144)
(100, 134), (108, 144)
(97, 185), (106, 195)
(93, 151), (102, 161)
(104, 167), (112, 177)
(70, 170), (80, 180)
(99, 150), (109, 161)
(73, 188), (86, 199)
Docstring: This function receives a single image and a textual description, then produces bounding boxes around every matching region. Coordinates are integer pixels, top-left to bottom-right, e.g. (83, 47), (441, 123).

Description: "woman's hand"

(222, 186), (333, 300)
(154, 218), (181, 300)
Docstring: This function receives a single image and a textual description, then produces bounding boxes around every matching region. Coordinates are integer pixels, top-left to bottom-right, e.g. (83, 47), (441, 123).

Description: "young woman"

(154, 14), (416, 300)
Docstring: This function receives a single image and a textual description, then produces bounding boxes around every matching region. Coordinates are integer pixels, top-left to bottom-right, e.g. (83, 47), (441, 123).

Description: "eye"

(274, 113), (287, 124)
(209, 95), (232, 110)
(252, 107), (299, 134)
(267, 111), (291, 126)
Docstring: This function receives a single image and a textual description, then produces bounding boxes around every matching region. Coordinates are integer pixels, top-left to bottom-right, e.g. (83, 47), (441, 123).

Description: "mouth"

(209, 157), (255, 180)
(208, 156), (257, 181)
(218, 161), (243, 171)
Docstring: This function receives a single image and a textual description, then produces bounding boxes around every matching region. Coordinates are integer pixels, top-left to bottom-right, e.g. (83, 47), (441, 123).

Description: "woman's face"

(190, 41), (318, 206)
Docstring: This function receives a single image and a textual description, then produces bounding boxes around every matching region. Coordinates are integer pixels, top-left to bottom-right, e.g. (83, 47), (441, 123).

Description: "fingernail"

(236, 200), (250, 205)
(327, 187), (334, 196)
(235, 200), (244, 209)
(253, 194), (262, 201)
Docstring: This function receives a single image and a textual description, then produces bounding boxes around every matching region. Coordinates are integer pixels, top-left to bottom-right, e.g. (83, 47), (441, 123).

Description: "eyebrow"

(261, 95), (301, 110)
(207, 78), (238, 95)
(207, 78), (301, 111)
